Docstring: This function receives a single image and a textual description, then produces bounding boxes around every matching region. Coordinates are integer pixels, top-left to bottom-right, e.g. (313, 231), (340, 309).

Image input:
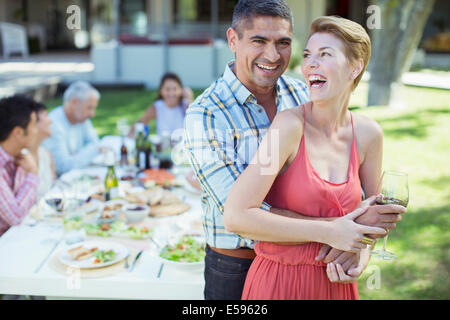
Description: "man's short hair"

(231, 0), (293, 38)
(63, 81), (100, 104)
(0, 95), (40, 142)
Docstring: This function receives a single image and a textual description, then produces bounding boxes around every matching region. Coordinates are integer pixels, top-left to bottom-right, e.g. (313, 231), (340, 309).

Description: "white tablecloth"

(0, 137), (205, 299)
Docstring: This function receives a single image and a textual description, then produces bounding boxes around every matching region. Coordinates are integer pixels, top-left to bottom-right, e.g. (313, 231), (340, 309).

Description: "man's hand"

(315, 245), (358, 272)
(16, 150), (38, 175)
(326, 248), (371, 284)
(355, 195), (407, 238)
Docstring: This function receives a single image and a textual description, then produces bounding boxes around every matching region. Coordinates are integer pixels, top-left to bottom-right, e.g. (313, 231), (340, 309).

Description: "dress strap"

(349, 111), (361, 169)
(302, 104), (306, 127)
(350, 111), (355, 137)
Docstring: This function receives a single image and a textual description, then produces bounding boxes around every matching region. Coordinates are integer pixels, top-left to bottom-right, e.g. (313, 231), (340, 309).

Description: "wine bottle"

(144, 138), (152, 170)
(120, 136), (128, 166)
(104, 153), (119, 201)
(134, 123), (145, 170)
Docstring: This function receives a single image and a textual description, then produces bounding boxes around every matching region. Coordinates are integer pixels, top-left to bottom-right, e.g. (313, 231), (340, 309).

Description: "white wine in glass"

(371, 170), (409, 260)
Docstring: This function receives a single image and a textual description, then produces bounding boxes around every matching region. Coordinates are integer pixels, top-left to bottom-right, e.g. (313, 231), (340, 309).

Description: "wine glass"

(43, 182), (66, 215)
(117, 119), (130, 137)
(40, 181), (68, 245)
(371, 170), (409, 260)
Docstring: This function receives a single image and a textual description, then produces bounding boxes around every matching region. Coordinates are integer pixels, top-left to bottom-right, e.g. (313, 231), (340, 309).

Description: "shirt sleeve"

(0, 171), (38, 226)
(46, 122), (99, 175)
(184, 103), (271, 215)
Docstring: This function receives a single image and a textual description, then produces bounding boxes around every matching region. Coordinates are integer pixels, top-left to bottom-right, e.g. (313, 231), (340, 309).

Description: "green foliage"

(288, 38), (303, 71)
(350, 84), (450, 300)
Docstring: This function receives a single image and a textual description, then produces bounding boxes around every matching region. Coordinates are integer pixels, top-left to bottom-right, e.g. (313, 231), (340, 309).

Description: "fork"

(124, 256), (130, 269)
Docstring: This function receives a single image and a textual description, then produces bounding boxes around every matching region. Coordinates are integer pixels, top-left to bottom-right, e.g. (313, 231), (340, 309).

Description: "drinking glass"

(40, 181), (68, 245)
(117, 119), (130, 137)
(371, 171), (409, 260)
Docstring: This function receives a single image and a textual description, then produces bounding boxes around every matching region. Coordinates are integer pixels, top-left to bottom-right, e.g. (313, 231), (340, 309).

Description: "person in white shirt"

(43, 81), (103, 176)
(29, 102), (56, 197)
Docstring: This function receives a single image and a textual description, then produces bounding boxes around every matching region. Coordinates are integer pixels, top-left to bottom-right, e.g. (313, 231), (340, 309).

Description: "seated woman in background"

(30, 103), (56, 197)
(132, 72), (194, 137)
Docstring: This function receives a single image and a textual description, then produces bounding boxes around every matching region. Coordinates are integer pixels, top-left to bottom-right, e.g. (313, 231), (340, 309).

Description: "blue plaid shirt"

(184, 61), (310, 249)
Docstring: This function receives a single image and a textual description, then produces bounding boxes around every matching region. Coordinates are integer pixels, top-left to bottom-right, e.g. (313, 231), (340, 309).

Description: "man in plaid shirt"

(0, 95), (40, 236)
(184, 0), (309, 299)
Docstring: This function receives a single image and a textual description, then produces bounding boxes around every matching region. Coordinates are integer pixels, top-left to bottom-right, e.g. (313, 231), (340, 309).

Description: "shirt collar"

(223, 61), (283, 107)
(0, 145), (14, 167)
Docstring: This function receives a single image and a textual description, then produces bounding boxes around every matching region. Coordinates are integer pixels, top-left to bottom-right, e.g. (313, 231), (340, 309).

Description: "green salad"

(93, 249), (116, 264)
(82, 221), (152, 239)
(160, 236), (205, 263)
(63, 216), (83, 230)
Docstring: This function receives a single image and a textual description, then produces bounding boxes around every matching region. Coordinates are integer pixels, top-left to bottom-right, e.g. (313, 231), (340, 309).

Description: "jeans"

(204, 245), (254, 300)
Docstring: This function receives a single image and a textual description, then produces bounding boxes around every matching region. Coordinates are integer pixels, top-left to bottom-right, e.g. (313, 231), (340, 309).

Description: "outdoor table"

(0, 137), (205, 300)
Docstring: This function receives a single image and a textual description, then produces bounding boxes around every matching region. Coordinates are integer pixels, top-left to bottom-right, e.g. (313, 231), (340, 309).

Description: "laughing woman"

(224, 16), (388, 300)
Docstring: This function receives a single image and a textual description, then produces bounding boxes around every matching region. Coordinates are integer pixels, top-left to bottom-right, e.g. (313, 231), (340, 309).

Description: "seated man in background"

(0, 95), (40, 236)
(43, 81), (103, 176)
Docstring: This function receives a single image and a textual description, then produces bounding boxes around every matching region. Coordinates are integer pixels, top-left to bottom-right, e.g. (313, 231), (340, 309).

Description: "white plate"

(104, 199), (128, 210)
(58, 241), (129, 269)
(158, 234), (205, 272)
(82, 199), (104, 214)
(60, 169), (105, 184)
(158, 256), (204, 272)
(181, 174), (202, 195)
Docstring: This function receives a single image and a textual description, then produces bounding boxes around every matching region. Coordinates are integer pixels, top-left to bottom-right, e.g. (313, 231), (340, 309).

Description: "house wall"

(0, 0), (22, 23)
(286, 0), (327, 47)
(91, 40), (234, 88)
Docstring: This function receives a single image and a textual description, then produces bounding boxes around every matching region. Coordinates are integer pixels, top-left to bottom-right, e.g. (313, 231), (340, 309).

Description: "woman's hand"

(324, 207), (387, 253)
(327, 263), (357, 284)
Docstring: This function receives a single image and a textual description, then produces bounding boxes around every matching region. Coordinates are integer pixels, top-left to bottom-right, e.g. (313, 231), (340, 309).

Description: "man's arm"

(269, 207), (337, 245)
(0, 169), (38, 226)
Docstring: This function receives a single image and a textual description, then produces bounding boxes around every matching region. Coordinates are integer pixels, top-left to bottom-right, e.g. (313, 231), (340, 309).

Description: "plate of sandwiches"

(58, 241), (129, 269)
(124, 186), (191, 218)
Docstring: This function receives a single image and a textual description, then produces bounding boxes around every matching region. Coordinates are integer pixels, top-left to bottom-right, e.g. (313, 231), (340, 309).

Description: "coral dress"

(242, 104), (362, 300)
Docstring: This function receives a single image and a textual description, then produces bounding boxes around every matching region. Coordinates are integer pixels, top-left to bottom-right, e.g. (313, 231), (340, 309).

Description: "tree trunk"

(367, 0), (435, 106)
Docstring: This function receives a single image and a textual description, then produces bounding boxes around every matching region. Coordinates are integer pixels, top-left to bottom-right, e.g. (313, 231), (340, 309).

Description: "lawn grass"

(349, 83), (450, 300)
(45, 82), (450, 300)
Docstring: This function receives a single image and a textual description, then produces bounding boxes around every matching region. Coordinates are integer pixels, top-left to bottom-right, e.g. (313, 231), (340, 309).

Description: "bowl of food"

(97, 210), (119, 225)
(158, 234), (205, 272)
(122, 204), (150, 224)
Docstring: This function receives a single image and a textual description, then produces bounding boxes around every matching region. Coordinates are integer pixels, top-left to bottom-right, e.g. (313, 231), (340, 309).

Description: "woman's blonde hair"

(308, 16), (371, 90)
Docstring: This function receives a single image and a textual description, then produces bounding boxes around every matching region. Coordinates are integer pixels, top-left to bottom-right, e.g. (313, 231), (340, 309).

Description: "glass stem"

(382, 234), (389, 251)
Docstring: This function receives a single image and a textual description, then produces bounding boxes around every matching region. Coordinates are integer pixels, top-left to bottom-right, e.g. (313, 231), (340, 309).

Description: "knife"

(128, 250), (144, 272)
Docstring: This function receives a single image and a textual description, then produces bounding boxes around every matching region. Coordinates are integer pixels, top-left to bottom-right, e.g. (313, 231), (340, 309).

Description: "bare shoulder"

(273, 106), (304, 135)
(352, 113), (383, 145)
